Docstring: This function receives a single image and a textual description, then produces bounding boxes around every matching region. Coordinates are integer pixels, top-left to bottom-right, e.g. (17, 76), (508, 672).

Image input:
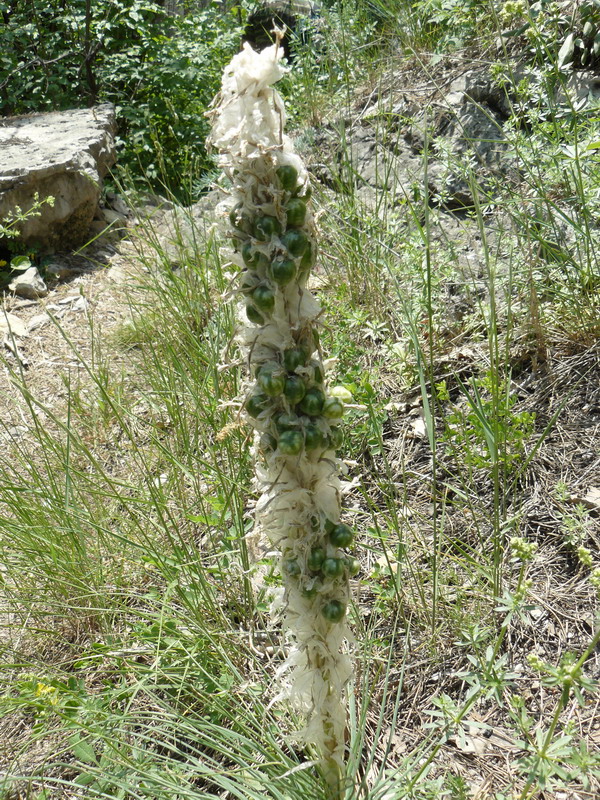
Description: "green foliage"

(499, 0), (600, 69)
(0, 194), (54, 287)
(438, 372), (536, 471)
(0, 1), (242, 197)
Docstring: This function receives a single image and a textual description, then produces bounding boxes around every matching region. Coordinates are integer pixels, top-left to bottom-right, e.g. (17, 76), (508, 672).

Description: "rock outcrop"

(0, 104), (116, 252)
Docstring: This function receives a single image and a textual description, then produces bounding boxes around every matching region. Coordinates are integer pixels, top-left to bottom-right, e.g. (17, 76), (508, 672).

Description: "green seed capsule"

(246, 304), (265, 325)
(254, 215), (281, 241)
(283, 346), (309, 373)
(307, 547), (325, 571)
(245, 393), (271, 418)
(284, 375), (306, 404)
(258, 368), (285, 397)
(255, 360), (278, 379)
(242, 243), (270, 270)
(270, 258), (296, 286)
(302, 582), (321, 598)
(276, 165), (299, 192)
(281, 229), (308, 258)
(229, 203), (251, 232)
(260, 432), (277, 452)
(279, 430), (304, 455)
(310, 361), (324, 384)
(299, 240), (316, 270)
(283, 558), (301, 576)
(294, 183), (312, 201)
(286, 198), (307, 228)
(324, 519), (336, 534)
(322, 397), (344, 419)
(321, 557), (345, 578)
(321, 599), (346, 623)
(329, 523), (354, 548)
(275, 411), (301, 433)
(299, 387), (325, 416)
(347, 558), (361, 577)
(328, 425), (344, 449)
(251, 284), (275, 314)
(304, 422), (325, 451)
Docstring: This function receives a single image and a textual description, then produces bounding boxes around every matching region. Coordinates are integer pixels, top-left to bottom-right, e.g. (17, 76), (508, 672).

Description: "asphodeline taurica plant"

(208, 40), (356, 789)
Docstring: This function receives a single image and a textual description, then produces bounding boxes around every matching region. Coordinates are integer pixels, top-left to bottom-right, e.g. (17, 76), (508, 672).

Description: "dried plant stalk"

(208, 41), (355, 791)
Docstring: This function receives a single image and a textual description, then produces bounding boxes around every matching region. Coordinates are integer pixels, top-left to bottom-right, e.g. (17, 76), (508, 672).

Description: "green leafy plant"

(0, 1), (241, 197)
(0, 194), (54, 287)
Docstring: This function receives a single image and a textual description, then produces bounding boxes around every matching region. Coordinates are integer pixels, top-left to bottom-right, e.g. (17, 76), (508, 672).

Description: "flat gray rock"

(0, 104), (116, 252)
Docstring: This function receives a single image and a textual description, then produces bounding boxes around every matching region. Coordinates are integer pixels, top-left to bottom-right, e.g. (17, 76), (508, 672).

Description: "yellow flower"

(35, 682), (59, 704)
(0, 260), (7, 268)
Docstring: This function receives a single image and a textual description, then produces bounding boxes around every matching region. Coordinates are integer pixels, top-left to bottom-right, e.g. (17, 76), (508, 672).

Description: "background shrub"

(0, 0), (242, 198)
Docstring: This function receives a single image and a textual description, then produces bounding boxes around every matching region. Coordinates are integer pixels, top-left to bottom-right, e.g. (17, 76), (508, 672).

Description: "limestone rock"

(149, 191), (220, 268)
(8, 266), (48, 299)
(0, 104), (116, 252)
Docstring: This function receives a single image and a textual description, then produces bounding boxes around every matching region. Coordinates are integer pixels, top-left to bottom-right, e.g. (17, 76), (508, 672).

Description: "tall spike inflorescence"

(208, 41), (355, 789)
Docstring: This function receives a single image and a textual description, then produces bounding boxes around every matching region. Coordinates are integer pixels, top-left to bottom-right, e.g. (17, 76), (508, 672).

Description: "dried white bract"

(208, 41), (356, 787)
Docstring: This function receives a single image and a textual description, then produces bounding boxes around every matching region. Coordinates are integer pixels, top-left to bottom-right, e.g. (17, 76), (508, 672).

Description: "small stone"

(108, 195), (130, 217)
(45, 262), (75, 279)
(8, 266), (48, 299)
(0, 311), (28, 337)
(27, 313), (51, 331)
(102, 208), (127, 228)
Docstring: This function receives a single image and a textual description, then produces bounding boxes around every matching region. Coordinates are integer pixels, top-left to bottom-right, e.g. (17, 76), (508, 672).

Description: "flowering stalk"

(208, 41), (355, 791)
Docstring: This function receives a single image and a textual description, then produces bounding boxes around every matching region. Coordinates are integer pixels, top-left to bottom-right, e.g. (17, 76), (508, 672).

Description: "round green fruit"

(286, 198), (307, 228)
(302, 582), (320, 598)
(275, 412), (301, 433)
(283, 558), (301, 577)
(311, 361), (324, 384)
(255, 360), (278, 379)
(251, 284), (275, 314)
(270, 258), (296, 286)
(278, 430), (304, 456)
(294, 183), (312, 201)
(307, 547), (325, 571)
(299, 240), (316, 270)
(276, 165), (299, 192)
(322, 397), (344, 419)
(328, 425), (344, 449)
(229, 203), (251, 232)
(254, 215), (281, 241)
(321, 599), (346, 623)
(284, 375), (306, 404)
(246, 304), (264, 325)
(241, 242), (268, 269)
(281, 229), (308, 258)
(283, 346), (309, 373)
(329, 523), (354, 548)
(346, 558), (361, 577)
(260, 432), (277, 452)
(304, 423), (325, 451)
(258, 368), (285, 397)
(245, 393), (271, 418)
(299, 387), (325, 416)
(321, 557), (345, 578)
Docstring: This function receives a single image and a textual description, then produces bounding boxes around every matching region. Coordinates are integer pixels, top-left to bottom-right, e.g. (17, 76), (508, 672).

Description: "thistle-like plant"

(208, 39), (355, 791)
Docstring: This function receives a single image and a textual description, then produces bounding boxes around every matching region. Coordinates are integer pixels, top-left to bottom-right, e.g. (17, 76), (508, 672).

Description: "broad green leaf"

(558, 32), (575, 68)
(69, 733), (98, 764)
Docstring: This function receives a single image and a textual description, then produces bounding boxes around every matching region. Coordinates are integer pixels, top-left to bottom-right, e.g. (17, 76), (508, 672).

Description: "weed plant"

(1, 1), (600, 798)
